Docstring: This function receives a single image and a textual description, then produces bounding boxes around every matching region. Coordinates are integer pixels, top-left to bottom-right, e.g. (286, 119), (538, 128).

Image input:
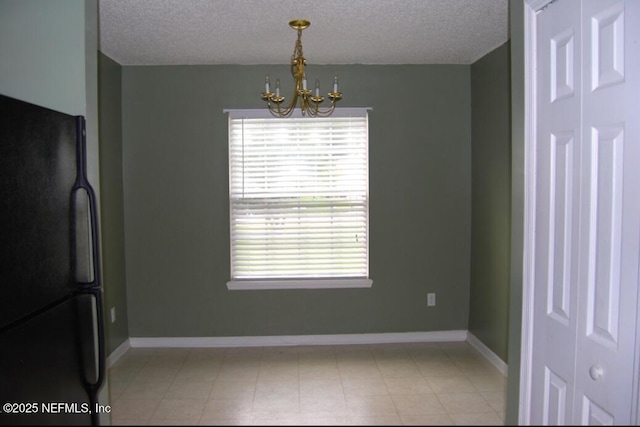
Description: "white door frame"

(519, 0), (640, 424)
(519, 0), (543, 423)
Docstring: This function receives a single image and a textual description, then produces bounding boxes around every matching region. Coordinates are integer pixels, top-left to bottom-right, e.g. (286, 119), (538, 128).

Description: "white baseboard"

(106, 338), (131, 367)
(109, 330), (507, 377)
(128, 330), (468, 348)
(466, 331), (508, 376)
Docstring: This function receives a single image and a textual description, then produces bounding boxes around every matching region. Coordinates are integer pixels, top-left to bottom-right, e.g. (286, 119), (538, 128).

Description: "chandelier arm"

(305, 97), (338, 117)
(268, 88), (299, 117)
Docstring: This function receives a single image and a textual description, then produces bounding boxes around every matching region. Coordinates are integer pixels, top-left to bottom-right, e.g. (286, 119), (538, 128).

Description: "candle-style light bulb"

(315, 79), (320, 97)
(265, 74), (270, 93)
(333, 74), (339, 93)
(302, 73), (307, 90)
(275, 78), (281, 97)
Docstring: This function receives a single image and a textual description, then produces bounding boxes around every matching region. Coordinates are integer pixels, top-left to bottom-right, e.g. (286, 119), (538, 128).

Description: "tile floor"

(107, 341), (506, 425)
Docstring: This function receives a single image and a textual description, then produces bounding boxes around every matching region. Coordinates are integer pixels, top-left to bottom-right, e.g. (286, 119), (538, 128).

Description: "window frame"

(224, 108), (373, 290)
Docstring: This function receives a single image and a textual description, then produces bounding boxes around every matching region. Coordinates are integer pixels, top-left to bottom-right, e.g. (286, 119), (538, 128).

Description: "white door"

(530, 0), (582, 423)
(526, 0), (640, 424)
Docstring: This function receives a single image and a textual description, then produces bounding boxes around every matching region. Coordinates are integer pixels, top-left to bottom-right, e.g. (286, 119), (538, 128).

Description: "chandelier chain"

(293, 29), (304, 64)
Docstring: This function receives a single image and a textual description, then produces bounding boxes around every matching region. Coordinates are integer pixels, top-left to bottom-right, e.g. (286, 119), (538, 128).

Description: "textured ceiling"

(98, 0), (509, 66)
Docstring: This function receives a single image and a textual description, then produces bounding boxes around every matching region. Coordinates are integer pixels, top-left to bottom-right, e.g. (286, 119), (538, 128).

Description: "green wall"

(0, 0), (86, 116)
(121, 64), (472, 337)
(99, 52), (129, 354)
(468, 42), (511, 362)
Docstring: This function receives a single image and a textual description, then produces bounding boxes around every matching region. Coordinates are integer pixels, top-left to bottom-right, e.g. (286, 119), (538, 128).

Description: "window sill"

(226, 278), (373, 290)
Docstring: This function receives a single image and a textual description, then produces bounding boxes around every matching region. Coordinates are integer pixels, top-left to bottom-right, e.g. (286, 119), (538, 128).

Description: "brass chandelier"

(261, 19), (342, 117)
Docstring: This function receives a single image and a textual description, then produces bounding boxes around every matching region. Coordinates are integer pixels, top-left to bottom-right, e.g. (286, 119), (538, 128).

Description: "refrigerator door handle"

(76, 287), (106, 426)
(71, 116), (101, 289)
(71, 116), (105, 425)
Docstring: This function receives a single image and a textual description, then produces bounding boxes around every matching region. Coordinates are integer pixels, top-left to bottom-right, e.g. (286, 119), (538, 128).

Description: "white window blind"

(227, 109), (369, 283)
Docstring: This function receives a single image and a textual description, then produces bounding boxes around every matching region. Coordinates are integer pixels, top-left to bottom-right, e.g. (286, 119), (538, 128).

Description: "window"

(225, 108), (372, 290)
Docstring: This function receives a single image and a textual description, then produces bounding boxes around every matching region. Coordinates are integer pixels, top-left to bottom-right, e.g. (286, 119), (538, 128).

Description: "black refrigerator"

(0, 94), (106, 425)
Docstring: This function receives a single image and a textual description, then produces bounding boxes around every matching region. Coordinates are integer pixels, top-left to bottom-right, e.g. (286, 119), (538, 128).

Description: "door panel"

(584, 126), (624, 347)
(532, 0), (582, 423)
(544, 367), (569, 424)
(589, 2), (624, 91)
(574, 0), (640, 423)
(580, 396), (615, 425)
(530, 0), (640, 424)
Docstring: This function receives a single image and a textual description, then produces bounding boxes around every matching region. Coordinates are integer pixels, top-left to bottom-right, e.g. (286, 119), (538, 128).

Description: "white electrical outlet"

(427, 293), (436, 307)
(110, 307), (116, 323)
